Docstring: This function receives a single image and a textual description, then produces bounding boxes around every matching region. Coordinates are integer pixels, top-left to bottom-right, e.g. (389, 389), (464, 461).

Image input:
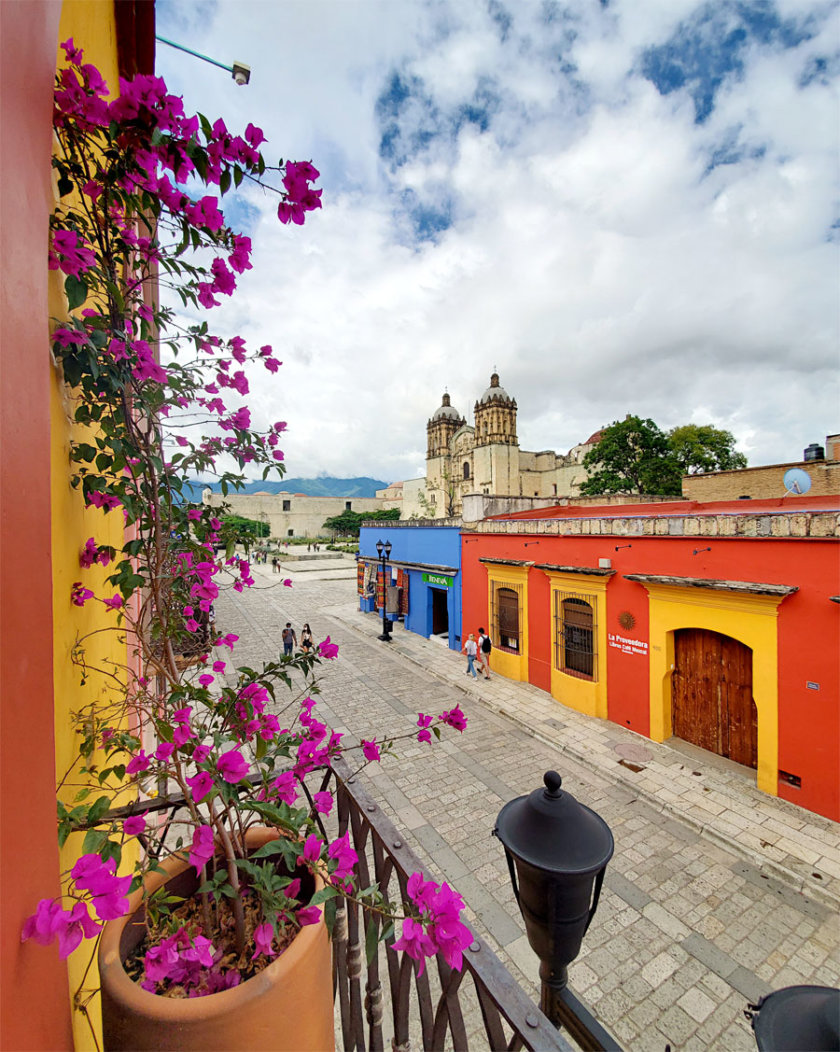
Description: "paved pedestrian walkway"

(217, 557), (839, 1050)
(328, 604), (840, 912)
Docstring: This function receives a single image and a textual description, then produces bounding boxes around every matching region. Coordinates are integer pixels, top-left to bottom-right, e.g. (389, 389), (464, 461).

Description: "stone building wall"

(202, 491), (386, 539)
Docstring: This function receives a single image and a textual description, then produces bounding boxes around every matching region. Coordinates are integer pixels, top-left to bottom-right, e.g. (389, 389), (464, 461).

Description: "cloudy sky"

(155, 0), (839, 484)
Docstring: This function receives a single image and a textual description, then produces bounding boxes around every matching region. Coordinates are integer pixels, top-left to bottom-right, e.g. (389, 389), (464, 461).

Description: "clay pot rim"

(98, 826), (327, 1021)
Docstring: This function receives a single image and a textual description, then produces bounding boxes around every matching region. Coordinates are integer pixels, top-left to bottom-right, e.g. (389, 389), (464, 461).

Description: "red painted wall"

(461, 527), (839, 822)
(0, 3), (74, 1049)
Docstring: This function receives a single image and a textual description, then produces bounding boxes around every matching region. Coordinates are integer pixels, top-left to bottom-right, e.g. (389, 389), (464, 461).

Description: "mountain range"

(183, 476), (390, 501)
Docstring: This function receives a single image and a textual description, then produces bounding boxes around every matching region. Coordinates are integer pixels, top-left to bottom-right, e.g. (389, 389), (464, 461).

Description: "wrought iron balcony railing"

(75, 763), (621, 1051)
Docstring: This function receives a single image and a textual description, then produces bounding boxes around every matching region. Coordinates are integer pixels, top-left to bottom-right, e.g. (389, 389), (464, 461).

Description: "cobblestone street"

(217, 556), (840, 1050)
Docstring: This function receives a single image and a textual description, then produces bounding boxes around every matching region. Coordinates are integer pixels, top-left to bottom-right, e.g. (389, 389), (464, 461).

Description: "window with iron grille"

(554, 591), (596, 680)
(492, 584), (521, 653)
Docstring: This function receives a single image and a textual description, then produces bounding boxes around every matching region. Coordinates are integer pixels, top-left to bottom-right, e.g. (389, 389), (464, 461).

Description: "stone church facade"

(403, 373), (600, 518)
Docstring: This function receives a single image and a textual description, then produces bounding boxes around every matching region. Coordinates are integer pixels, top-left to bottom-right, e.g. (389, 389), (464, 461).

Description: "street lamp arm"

(155, 34), (235, 73)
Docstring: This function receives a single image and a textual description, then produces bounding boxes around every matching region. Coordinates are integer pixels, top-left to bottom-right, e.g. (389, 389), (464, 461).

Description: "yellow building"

(1, 3), (153, 1048)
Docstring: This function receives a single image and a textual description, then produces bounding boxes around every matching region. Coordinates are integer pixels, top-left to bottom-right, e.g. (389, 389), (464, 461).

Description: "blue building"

(357, 523), (462, 650)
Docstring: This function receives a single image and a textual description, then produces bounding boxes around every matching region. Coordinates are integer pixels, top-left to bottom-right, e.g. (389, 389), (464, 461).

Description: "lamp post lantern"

(746, 985), (840, 1050)
(375, 539), (392, 642)
(494, 770), (619, 1050)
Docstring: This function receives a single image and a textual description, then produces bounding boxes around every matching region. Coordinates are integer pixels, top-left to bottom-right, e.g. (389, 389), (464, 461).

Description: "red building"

(461, 496), (840, 822)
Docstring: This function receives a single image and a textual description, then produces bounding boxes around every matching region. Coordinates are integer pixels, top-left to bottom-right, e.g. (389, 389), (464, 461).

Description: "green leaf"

(86, 795), (113, 822)
(324, 897), (337, 937)
(57, 175), (74, 197)
(365, 917), (379, 965)
(82, 828), (107, 854)
(220, 169), (231, 195)
(100, 840), (122, 867)
(307, 886), (339, 907)
(64, 274), (88, 310)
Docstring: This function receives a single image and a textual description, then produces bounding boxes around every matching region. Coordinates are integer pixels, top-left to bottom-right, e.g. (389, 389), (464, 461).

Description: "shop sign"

(423, 572), (453, 587)
(608, 632), (649, 656)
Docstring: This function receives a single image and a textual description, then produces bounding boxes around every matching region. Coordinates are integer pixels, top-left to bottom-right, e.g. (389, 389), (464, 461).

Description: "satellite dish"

(783, 468), (812, 495)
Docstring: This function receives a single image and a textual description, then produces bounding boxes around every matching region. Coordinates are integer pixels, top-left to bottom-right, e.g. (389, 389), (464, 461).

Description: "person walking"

(463, 633), (478, 679)
(477, 627), (492, 680)
(281, 622), (297, 657)
(300, 623), (314, 654)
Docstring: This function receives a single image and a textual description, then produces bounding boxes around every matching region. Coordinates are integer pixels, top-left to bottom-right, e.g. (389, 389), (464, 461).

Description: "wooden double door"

(672, 628), (757, 769)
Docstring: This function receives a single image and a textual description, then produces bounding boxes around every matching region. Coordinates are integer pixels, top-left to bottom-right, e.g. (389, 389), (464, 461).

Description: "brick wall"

(682, 461), (839, 501)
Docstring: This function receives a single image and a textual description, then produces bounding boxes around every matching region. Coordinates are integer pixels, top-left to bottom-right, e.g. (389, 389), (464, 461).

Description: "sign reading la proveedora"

(423, 572), (453, 587)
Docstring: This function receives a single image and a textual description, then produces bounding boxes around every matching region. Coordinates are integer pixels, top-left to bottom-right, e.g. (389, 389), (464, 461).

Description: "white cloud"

(155, 0), (840, 482)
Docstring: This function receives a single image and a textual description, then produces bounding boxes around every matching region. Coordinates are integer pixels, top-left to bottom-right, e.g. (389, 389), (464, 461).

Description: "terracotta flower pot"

(98, 827), (334, 1052)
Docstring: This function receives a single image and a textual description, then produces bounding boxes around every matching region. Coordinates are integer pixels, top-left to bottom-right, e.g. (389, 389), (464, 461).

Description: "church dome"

(431, 392), (461, 421)
(478, 372), (512, 404)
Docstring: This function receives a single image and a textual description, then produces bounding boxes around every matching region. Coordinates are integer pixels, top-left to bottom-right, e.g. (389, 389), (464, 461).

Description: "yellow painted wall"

(52, 5), (132, 1047)
(544, 571), (610, 719)
(641, 582), (784, 797)
(483, 564), (529, 681)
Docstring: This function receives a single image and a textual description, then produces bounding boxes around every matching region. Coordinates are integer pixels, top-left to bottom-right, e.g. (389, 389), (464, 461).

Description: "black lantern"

(375, 539), (392, 642)
(494, 771), (616, 1045)
(747, 985), (840, 1050)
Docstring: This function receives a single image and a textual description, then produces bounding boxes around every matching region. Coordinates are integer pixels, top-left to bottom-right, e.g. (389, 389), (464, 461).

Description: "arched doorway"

(672, 628), (757, 769)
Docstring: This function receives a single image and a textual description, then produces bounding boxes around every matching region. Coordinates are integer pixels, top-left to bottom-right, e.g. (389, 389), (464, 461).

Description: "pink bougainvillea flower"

(191, 744), (211, 764)
(361, 739), (380, 764)
(126, 750), (151, 775)
(391, 917), (436, 976)
(188, 825), (215, 874)
(55, 901), (101, 958)
(216, 749), (250, 783)
(317, 637), (339, 659)
(269, 771), (298, 805)
(103, 594), (123, 611)
(312, 791), (333, 815)
(198, 673), (214, 687)
(22, 899), (101, 959)
(79, 537), (99, 568)
(417, 713), (433, 745)
(283, 578), (292, 587)
(251, 922), (276, 960)
(172, 722), (195, 746)
(296, 906), (321, 927)
(155, 742), (174, 762)
(71, 582), (94, 606)
(301, 834), (323, 865)
(186, 770), (213, 803)
(123, 812), (148, 836)
(283, 878), (301, 902)
(440, 705), (467, 732)
(327, 833), (357, 881)
(70, 855), (131, 921)
(212, 660), (226, 673)
(21, 899), (64, 947)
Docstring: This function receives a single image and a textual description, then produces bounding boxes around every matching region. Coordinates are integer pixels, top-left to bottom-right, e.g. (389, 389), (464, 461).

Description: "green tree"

(668, 424), (747, 475)
(221, 514), (269, 539)
(580, 416), (682, 496)
(322, 508), (400, 537)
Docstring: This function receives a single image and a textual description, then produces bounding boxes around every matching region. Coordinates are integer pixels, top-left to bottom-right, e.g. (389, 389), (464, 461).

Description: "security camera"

(232, 61), (251, 86)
